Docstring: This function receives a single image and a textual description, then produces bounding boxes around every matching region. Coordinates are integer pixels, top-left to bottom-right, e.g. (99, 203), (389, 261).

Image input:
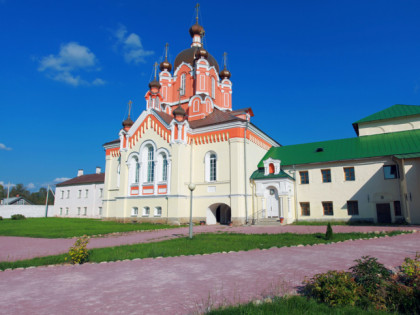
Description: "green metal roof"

(258, 129), (420, 168)
(394, 153), (420, 159)
(354, 104), (420, 124)
(250, 169), (294, 180)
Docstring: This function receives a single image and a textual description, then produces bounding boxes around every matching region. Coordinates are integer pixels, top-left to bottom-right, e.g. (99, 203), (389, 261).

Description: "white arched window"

(162, 155), (168, 181)
(205, 151), (217, 182)
(129, 155), (140, 185)
(147, 146), (154, 182)
(131, 207), (138, 217)
(142, 207), (150, 216)
(180, 73), (186, 96)
(154, 207), (162, 217)
(211, 77), (215, 99)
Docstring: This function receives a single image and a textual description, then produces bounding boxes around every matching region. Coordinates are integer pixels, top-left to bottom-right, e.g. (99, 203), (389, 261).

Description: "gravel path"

(0, 232), (418, 315)
(0, 225), (418, 261)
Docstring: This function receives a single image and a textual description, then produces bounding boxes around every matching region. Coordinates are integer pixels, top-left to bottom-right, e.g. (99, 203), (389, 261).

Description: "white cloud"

(92, 78), (106, 86)
(113, 25), (154, 64)
(27, 183), (35, 189)
(54, 177), (70, 183)
(38, 42), (105, 86)
(0, 143), (12, 151)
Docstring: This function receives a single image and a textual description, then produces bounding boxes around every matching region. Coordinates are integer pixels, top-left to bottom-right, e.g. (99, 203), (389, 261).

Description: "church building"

(102, 16), (279, 225)
(103, 10), (420, 225)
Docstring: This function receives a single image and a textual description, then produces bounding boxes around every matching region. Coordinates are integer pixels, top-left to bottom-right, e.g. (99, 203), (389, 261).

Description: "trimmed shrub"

(66, 235), (90, 264)
(11, 214), (26, 220)
(325, 222), (333, 240)
(303, 270), (361, 306)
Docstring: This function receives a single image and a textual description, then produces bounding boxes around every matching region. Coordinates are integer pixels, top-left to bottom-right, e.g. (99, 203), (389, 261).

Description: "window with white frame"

(205, 151), (217, 182)
(65, 207), (69, 215)
(131, 207), (138, 217)
(85, 189), (89, 198)
(99, 188), (103, 198)
(78, 190), (81, 198)
(60, 208), (63, 215)
(162, 156), (168, 181)
(154, 207), (162, 217)
(67, 190), (70, 198)
(135, 159), (140, 183)
(99, 207), (102, 216)
(147, 146), (154, 182)
(61, 190), (64, 199)
(211, 77), (215, 99)
(83, 207), (87, 216)
(180, 73), (186, 96)
(142, 207), (150, 217)
(77, 207), (81, 215)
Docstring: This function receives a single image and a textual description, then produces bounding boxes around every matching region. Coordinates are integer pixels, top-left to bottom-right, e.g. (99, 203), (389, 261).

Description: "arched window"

(269, 163), (275, 174)
(142, 207), (150, 217)
(135, 160), (140, 183)
(154, 207), (162, 217)
(180, 73), (186, 96)
(210, 154), (217, 181)
(205, 151), (217, 182)
(147, 146), (154, 182)
(211, 77), (215, 99)
(162, 155), (168, 181)
(131, 207), (138, 217)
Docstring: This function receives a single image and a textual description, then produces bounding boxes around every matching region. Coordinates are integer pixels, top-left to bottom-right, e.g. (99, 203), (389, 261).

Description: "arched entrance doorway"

(265, 186), (281, 218)
(206, 203), (231, 225)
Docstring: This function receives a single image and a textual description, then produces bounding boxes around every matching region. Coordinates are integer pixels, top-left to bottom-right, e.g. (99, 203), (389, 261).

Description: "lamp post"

(188, 183), (196, 239)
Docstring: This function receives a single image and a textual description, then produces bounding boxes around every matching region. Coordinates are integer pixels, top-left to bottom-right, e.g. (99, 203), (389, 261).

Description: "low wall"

(0, 205), (55, 219)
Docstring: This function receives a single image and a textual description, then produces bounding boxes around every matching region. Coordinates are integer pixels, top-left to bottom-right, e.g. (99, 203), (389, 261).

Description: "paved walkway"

(0, 225), (418, 261)
(0, 232), (418, 314)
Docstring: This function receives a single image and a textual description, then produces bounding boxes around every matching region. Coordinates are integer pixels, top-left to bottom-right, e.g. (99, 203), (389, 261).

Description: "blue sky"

(0, 0), (419, 191)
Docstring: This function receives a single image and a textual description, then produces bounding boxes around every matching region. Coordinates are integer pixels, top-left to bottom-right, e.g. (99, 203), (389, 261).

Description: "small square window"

(300, 202), (310, 216)
(344, 167), (355, 181)
(322, 202), (333, 215)
(300, 171), (309, 184)
(394, 201), (402, 216)
(347, 201), (359, 215)
(321, 169), (331, 183)
(384, 165), (399, 179)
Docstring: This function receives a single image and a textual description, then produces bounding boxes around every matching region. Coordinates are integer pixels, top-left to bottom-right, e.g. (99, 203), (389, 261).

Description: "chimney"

(96, 166), (101, 174)
(77, 169), (84, 177)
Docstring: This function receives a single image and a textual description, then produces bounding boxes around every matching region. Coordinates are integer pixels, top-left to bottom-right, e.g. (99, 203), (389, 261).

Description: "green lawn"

(0, 231), (406, 270)
(207, 295), (388, 315)
(0, 217), (179, 238)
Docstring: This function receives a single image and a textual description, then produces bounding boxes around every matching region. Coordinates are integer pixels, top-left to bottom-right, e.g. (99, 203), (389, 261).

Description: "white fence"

(0, 205), (55, 219)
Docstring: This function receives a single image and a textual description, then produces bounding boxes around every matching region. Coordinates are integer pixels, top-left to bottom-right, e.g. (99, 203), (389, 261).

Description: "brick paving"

(0, 224), (418, 261)
(0, 228), (419, 314)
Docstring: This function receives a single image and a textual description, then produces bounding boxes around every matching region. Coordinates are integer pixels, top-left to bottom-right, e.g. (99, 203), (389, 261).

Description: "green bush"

(11, 214), (26, 220)
(0, 216), (3, 220)
(65, 235), (90, 264)
(350, 256), (391, 294)
(325, 222), (333, 240)
(304, 270), (361, 306)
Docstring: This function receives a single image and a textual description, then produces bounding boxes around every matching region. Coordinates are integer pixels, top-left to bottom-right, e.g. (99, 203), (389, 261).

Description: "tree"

(10, 184), (30, 199)
(0, 184), (4, 200)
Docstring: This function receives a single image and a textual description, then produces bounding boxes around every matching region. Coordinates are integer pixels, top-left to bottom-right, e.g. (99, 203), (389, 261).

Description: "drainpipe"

(293, 165), (298, 222)
(244, 121), (249, 224)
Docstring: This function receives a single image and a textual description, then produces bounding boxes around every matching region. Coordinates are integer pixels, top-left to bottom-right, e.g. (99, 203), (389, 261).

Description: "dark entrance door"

(376, 203), (392, 224)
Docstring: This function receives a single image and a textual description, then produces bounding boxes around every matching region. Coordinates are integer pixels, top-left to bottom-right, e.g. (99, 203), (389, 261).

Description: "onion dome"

(173, 105), (186, 117)
(159, 60), (172, 72)
(148, 80), (161, 90)
(196, 47), (208, 59)
(174, 47), (219, 73)
(189, 23), (205, 38)
(122, 116), (134, 129)
(219, 67), (231, 80)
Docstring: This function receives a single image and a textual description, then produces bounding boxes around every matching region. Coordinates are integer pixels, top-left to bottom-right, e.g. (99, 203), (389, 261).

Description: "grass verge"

(0, 217), (179, 238)
(0, 231), (406, 270)
(206, 295), (388, 315)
